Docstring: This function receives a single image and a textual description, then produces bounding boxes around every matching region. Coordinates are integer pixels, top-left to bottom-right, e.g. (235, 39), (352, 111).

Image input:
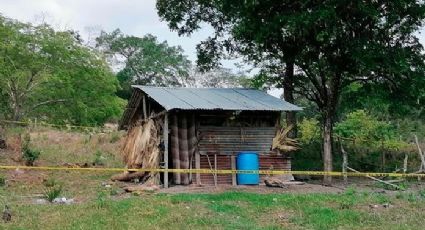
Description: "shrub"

(22, 133), (40, 166)
(0, 176), (6, 187)
(93, 151), (105, 166)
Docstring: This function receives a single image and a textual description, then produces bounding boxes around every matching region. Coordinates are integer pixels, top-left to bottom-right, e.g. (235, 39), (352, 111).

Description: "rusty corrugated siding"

(198, 126), (276, 155)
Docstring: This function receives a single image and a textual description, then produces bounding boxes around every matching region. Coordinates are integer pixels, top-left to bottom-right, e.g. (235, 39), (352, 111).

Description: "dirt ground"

(159, 177), (425, 195)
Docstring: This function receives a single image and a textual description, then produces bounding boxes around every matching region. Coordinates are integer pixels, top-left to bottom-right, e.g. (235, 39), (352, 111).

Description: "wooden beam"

(142, 95), (147, 119)
(214, 154), (217, 187)
(414, 135), (425, 172)
(339, 139), (348, 185)
(195, 151), (201, 185)
(163, 113), (169, 188)
(231, 155), (237, 186)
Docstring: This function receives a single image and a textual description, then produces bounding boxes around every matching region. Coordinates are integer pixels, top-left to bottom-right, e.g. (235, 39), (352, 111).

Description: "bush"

(22, 133), (40, 166)
(0, 176), (6, 187)
(93, 151), (105, 166)
(109, 132), (121, 143)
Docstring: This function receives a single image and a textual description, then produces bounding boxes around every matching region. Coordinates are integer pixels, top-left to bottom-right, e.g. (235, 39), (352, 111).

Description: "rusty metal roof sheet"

(132, 86), (302, 111)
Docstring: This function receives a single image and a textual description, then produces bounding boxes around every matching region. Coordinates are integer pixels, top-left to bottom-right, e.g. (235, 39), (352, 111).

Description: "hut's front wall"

(199, 154), (291, 185)
(193, 110), (291, 185)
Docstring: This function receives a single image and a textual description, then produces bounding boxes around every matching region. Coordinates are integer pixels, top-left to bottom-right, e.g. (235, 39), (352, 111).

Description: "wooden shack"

(119, 86), (301, 187)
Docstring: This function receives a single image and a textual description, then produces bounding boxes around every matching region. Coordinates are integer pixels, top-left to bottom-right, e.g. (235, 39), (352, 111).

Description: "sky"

(0, 0), (218, 66)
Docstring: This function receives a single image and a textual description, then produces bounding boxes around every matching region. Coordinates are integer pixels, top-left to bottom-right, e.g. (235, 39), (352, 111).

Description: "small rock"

(382, 203), (391, 208)
(185, 206), (190, 209)
(105, 184), (112, 188)
(52, 197), (74, 205)
(369, 204), (379, 209)
(35, 199), (47, 204)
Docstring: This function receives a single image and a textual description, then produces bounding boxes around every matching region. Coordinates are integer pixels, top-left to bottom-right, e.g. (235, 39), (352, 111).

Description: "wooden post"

(142, 95), (147, 119)
(403, 154), (408, 174)
(231, 155), (237, 186)
(214, 154), (217, 187)
(195, 151), (201, 185)
(342, 148), (348, 185)
(414, 135), (425, 171)
(163, 113), (169, 188)
(339, 139), (348, 185)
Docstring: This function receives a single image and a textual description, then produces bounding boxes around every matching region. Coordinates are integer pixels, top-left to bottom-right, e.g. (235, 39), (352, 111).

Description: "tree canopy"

(96, 29), (191, 99)
(0, 15), (123, 125)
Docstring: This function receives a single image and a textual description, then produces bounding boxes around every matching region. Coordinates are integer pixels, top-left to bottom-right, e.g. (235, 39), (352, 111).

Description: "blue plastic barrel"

(237, 152), (259, 185)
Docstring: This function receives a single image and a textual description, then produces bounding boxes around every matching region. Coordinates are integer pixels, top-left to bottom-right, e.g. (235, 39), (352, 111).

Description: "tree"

(96, 29), (191, 99)
(157, 0), (425, 184)
(0, 15), (123, 125)
(186, 67), (248, 88)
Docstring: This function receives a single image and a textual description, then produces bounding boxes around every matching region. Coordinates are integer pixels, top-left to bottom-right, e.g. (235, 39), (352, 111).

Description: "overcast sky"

(0, 0), (220, 66)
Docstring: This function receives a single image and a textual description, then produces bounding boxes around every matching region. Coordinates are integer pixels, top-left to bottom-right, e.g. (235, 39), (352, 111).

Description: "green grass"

(0, 191), (424, 230)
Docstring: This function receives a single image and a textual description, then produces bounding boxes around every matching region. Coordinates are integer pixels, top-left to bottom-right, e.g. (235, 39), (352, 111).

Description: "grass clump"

(42, 177), (62, 202)
(96, 191), (108, 209)
(44, 185), (63, 202)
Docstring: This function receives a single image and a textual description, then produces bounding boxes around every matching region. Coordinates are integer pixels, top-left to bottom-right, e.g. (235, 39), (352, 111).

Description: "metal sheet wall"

(198, 126), (276, 155)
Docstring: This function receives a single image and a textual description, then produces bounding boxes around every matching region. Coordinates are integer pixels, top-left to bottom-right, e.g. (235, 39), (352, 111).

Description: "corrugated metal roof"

(133, 86), (302, 111)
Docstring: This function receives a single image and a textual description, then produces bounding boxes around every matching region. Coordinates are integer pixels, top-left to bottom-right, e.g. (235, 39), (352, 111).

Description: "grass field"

(1, 189), (425, 229)
(1, 127), (425, 229)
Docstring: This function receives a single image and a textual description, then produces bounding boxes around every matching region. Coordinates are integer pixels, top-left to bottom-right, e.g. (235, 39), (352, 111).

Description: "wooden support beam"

(163, 113), (169, 188)
(339, 139), (348, 185)
(414, 135), (425, 172)
(142, 95), (147, 119)
(195, 152), (201, 185)
(231, 155), (237, 186)
(214, 154), (217, 187)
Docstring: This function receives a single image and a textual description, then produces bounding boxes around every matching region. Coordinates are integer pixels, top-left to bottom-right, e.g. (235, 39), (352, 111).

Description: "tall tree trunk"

(323, 112), (333, 185)
(282, 61), (297, 138)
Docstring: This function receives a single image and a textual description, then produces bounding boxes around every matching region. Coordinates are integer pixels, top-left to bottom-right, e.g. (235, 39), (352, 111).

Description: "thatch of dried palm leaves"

(120, 119), (161, 184)
(272, 125), (299, 152)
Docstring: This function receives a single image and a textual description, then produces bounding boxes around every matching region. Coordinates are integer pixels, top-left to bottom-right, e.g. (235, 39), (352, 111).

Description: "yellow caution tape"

(0, 119), (103, 130)
(0, 165), (424, 178)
